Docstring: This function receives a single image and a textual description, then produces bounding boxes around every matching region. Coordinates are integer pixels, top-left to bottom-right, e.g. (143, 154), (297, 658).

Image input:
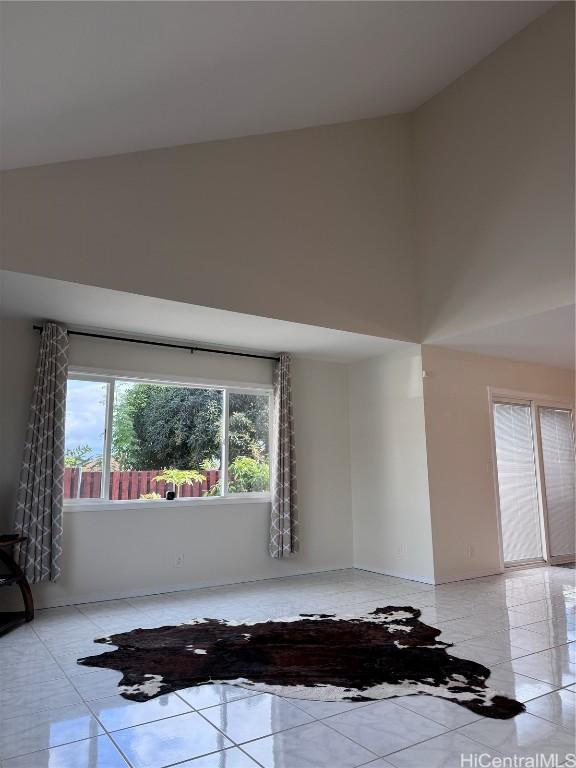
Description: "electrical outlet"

(175, 553), (184, 568)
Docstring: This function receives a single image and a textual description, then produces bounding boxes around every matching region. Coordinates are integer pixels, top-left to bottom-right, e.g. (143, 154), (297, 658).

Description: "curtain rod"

(32, 325), (280, 362)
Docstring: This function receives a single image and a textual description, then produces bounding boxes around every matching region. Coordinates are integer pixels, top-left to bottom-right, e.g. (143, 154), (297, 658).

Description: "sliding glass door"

(493, 402), (543, 566)
(538, 407), (575, 560)
(492, 397), (575, 567)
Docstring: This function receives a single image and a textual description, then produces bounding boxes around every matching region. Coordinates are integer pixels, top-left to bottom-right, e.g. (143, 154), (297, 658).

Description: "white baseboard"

(549, 554), (576, 565)
(31, 565), (354, 609)
(354, 565), (436, 586)
(29, 561), (541, 610)
(354, 564), (508, 586)
(432, 566), (504, 584)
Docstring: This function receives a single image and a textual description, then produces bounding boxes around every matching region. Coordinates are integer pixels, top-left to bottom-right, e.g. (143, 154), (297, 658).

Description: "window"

(63, 372), (272, 503)
(63, 379), (107, 499)
(227, 392), (270, 493)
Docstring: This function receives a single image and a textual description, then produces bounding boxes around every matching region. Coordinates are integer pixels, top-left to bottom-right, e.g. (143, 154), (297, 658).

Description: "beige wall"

(1, 6), (572, 347)
(1, 4), (574, 599)
(348, 348), (435, 583)
(422, 345), (575, 584)
(4, 328), (573, 600)
(0, 114), (418, 343)
(414, 1), (574, 342)
(0, 320), (353, 607)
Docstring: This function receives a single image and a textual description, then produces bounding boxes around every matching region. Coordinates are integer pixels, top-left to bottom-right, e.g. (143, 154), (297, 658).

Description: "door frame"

(488, 387), (575, 570)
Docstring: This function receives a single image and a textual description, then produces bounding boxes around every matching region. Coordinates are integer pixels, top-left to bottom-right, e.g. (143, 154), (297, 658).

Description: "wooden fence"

(64, 468), (220, 500)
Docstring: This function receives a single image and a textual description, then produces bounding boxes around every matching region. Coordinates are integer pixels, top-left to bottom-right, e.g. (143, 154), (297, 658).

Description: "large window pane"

(228, 392), (270, 493)
(110, 382), (223, 499)
(64, 379), (107, 499)
(539, 407), (575, 558)
(493, 403), (543, 565)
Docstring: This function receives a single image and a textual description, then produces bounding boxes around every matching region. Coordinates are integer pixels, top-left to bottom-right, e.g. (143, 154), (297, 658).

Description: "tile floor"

(0, 566), (574, 768)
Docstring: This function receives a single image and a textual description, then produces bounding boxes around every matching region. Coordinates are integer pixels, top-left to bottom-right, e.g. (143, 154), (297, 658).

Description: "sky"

(64, 379), (108, 458)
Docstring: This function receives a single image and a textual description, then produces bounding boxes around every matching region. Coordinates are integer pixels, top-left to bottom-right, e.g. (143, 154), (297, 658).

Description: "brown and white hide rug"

(78, 606), (525, 719)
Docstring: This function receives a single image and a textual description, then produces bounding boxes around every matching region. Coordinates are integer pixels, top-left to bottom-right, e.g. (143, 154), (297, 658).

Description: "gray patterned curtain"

(15, 323), (69, 583)
(269, 353), (299, 558)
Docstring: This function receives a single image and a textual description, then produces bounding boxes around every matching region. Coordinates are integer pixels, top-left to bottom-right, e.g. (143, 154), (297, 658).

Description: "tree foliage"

(228, 392), (269, 463)
(111, 384), (269, 474)
(153, 468), (205, 496)
(228, 455), (270, 493)
(206, 453), (270, 496)
(64, 444), (101, 469)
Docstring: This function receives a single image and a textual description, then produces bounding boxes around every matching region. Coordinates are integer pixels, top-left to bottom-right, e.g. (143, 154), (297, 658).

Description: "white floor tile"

(177, 683), (257, 710)
(70, 668), (125, 701)
(385, 731), (503, 768)
(324, 700), (447, 756)
(6, 566), (575, 768)
(502, 626), (568, 653)
(0, 644), (55, 667)
(110, 711), (233, 768)
(242, 721), (376, 768)
(56, 651), (115, 678)
(454, 633), (533, 663)
(522, 619), (576, 643)
(485, 662), (557, 702)
(508, 645), (576, 687)
(459, 711), (576, 761)
(525, 689), (576, 730)
(176, 747), (261, 767)
(0, 703), (103, 760)
(88, 692), (192, 731)
(286, 696), (374, 719)
(200, 693), (313, 743)
(2, 734), (128, 768)
(0, 676), (83, 720)
(394, 694), (482, 728)
(2, 657), (67, 688)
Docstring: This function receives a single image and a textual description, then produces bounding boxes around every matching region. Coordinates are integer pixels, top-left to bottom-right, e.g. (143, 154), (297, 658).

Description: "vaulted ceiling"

(0, 1), (552, 169)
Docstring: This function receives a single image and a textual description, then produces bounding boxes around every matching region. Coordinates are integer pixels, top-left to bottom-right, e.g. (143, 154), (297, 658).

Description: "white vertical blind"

(539, 407), (575, 558)
(493, 403), (543, 564)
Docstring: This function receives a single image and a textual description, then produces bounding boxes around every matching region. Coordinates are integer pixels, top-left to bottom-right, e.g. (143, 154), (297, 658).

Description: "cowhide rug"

(78, 606), (524, 719)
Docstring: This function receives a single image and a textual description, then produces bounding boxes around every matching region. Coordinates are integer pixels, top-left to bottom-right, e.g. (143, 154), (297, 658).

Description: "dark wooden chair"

(0, 534), (34, 636)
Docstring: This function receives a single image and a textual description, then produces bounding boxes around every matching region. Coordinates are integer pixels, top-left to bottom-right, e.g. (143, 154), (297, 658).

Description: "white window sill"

(64, 494), (271, 512)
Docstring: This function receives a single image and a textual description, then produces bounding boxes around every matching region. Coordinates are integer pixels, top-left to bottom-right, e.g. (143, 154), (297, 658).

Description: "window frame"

(64, 367), (273, 509)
